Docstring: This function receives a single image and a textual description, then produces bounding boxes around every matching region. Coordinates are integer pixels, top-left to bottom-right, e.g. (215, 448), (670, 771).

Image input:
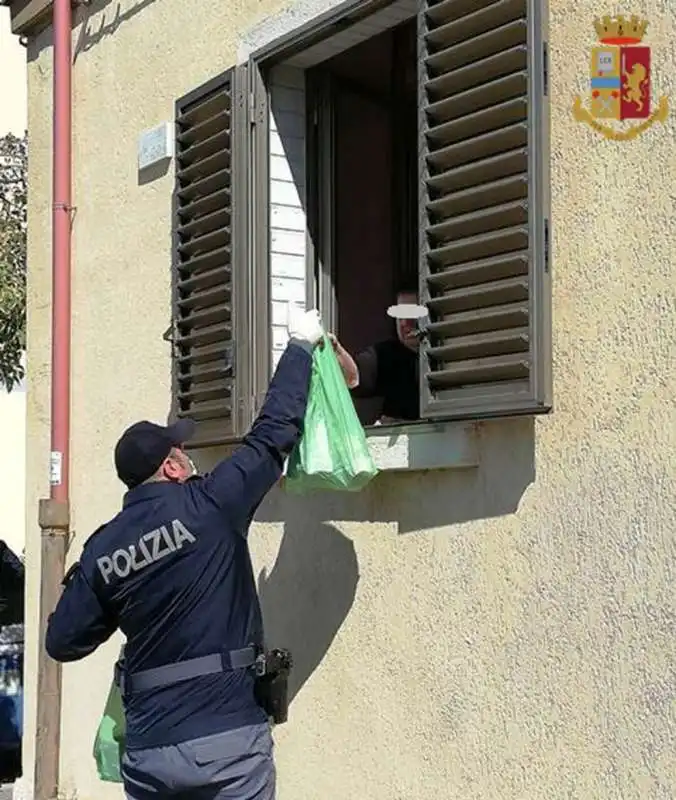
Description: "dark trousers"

(122, 724), (275, 800)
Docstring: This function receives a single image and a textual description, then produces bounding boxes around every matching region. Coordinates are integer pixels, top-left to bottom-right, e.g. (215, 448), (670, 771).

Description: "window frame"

(306, 69), (338, 333)
(244, 0), (552, 432)
(249, 61), (273, 419)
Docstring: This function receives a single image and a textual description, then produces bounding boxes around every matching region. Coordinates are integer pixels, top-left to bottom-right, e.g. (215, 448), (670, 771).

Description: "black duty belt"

(114, 646), (259, 695)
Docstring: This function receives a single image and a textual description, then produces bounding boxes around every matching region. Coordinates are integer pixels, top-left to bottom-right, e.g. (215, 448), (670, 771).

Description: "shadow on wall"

(182, 417), (533, 705)
(270, 71), (308, 215)
(73, 0), (160, 61)
(138, 158), (171, 187)
(257, 416), (536, 534)
(248, 416), (534, 701)
(257, 519), (359, 702)
(25, 0), (160, 62)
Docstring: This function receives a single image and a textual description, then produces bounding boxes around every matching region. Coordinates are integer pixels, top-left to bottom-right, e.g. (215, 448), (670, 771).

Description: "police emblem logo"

(572, 14), (669, 139)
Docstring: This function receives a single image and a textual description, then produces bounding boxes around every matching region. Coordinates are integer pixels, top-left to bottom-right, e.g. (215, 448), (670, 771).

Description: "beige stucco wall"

(21, 1), (675, 798)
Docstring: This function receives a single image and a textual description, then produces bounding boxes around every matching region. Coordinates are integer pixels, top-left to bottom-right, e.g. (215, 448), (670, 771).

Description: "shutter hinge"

(224, 341), (235, 376)
(163, 320), (178, 357)
(543, 42), (549, 96)
(544, 219), (550, 273)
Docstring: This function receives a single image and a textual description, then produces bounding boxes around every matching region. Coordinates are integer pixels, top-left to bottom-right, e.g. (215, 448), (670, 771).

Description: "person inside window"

(330, 286), (421, 424)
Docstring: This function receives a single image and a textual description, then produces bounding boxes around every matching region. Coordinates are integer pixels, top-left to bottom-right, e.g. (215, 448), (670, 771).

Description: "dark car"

(0, 542), (24, 783)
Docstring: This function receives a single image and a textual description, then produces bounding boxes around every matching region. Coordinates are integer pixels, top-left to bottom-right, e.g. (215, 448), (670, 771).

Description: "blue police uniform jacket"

(45, 341), (313, 750)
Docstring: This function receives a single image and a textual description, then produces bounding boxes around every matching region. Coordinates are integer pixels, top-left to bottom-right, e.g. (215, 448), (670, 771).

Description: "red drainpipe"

(35, 1), (72, 798)
(51, 0), (72, 488)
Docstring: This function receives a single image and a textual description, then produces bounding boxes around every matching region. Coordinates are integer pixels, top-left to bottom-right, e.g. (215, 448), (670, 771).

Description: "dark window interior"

(310, 20), (418, 425)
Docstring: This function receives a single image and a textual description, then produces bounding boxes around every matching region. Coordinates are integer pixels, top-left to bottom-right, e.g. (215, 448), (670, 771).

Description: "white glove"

(287, 306), (324, 347)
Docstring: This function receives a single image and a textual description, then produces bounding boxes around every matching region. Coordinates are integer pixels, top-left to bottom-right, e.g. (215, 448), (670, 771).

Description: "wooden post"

(34, 499), (69, 800)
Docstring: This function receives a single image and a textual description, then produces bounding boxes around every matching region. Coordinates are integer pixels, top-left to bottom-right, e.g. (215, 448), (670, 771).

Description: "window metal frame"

(249, 61), (272, 418)
(306, 69), (338, 330)
(245, 0), (552, 428)
(248, 0), (397, 67)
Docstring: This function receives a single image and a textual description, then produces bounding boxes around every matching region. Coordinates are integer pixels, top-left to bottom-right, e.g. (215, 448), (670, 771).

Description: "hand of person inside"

(326, 333), (359, 388)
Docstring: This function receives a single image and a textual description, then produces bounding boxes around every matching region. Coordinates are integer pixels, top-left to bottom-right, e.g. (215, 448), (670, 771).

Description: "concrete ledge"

(278, 420), (479, 477)
(194, 420), (480, 475)
(6, 0), (51, 37)
(366, 420), (479, 472)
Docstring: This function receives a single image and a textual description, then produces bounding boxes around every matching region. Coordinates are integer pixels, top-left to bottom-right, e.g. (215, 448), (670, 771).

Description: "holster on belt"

(254, 648), (292, 725)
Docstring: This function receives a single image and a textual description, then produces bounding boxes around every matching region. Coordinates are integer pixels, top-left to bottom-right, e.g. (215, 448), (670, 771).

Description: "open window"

(254, 0), (552, 429)
(174, 0), (552, 446)
(307, 19), (419, 425)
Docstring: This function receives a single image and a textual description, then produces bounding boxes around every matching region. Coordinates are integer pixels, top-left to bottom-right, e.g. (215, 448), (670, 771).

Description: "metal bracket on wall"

(223, 341), (235, 376)
(543, 43), (549, 96)
(162, 320), (179, 359)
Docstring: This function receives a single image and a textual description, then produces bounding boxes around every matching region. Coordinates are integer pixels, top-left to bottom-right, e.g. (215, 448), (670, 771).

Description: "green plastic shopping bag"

(93, 672), (126, 783)
(286, 335), (378, 492)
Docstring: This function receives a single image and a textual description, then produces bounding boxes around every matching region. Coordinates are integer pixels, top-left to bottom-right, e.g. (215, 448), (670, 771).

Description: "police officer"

(45, 310), (324, 800)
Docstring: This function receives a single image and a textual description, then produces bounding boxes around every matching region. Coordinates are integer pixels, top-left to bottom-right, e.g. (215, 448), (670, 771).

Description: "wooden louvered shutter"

(173, 67), (251, 445)
(418, 0), (552, 420)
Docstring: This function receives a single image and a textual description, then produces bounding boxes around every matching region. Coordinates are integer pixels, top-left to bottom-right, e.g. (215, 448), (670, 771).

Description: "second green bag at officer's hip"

(93, 658), (126, 784)
(285, 334), (378, 493)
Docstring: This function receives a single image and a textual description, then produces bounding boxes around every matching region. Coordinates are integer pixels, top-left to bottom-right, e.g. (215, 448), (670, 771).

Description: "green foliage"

(0, 132), (27, 391)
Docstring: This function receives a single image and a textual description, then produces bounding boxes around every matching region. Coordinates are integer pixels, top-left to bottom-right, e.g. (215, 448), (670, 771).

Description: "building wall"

(0, 7), (27, 558)
(21, 1), (676, 799)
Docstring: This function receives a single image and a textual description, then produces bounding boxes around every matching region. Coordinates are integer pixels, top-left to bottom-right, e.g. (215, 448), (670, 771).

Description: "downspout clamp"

(35, 0), (73, 798)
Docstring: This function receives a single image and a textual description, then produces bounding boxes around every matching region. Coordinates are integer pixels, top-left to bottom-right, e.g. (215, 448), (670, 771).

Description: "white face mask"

(186, 455), (198, 478)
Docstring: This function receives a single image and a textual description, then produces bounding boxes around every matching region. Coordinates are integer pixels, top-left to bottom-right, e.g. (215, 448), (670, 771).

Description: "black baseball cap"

(114, 419), (195, 489)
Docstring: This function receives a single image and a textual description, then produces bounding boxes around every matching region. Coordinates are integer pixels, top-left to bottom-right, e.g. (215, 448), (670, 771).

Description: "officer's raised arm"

(45, 561), (118, 662)
(198, 309), (323, 528)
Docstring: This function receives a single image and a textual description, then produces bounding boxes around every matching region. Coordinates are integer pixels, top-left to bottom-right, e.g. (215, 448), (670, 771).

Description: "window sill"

(280, 420), (479, 478)
(194, 421), (479, 474)
(364, 420), (479, 472)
